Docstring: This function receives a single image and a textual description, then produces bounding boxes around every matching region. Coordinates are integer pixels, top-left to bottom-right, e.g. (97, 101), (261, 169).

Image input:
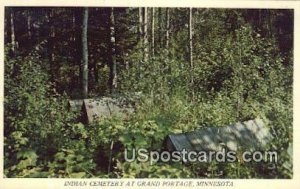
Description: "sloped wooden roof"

(165, 118), (272, 152)
(81, 97), (134, 124)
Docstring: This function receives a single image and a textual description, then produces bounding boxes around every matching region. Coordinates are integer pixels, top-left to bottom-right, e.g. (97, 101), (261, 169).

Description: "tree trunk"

(10, 8), (16, 56)
(258, 9), (262, 27)
(158, 8), (162, 48)
(74, 8), (82, 87)
(139, 7), (143, 41)
(165, 8), (171, 75)
(165, 8), (170, 49)
(49, 10), (55, 63)
(268, 10), (273, 37)
(151, 8), (155, 57)
(27, 10), (32, 41)
(47, 9), (56, 81)
(71, 11), (76, 42)
(143, 7), (148, 62)
(82, 7), (89, 98)
(188, 8), (194, 100)
(5, 8), (11, 47)
(109, 8), (117, 94)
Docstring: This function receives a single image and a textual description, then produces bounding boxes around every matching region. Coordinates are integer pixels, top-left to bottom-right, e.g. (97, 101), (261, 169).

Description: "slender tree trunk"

(82, 7), (89, 98)
(258, 9), (262, 27)
(158, 8), (162, 48)
(26, 10), (33, 52)
(27, 10), (32, 41)
(10, 8), (16, 56)
(5, 8), (11, 47)
(143, 7), (149, 63)
(188, 8), (194, 100)
(74, 8), (82, 87)
(151, 8), (155, 57)
(47, 9), (56, 81)
(74, 8), (83, 88)
(50, 10), (55, 63)
(109, 8), (117, 94)
(165, 8), (171, 74)
(268, 10), (273, 37)
(4, 13), (7, 44)
(71, 11), (76, 42)
(139, 7), (143, 41)
(165, 8), (170, 49)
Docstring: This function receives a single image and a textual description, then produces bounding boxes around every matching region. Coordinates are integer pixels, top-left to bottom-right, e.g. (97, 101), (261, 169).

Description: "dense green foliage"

(4, 7), (293, 178)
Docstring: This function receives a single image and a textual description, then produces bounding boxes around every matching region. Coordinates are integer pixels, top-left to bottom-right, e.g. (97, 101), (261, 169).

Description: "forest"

(4, 7), (293, 178)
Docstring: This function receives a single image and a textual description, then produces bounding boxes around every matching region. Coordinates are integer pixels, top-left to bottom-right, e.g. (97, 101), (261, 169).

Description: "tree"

(165, 8), (170, 49)
(143, 7), (149, 62)
(7, 8), (17, 56)
(109, 8), (117, 94)
(139, 7), (143, 40)
(151, 8), (155, 57)
(27, 10), (32, 41)
(82, 7), (89, 98)
(188, 8), (194, 100)
(74, 8), (83, 87)
(48, 9), (56, 80)
(158, 8), (162, 48)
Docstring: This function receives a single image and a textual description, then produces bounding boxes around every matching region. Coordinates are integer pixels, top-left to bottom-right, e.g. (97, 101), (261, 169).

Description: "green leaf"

(119, 134), (132, 146)
(54, 152), (65, 161)
(16, 150), (38, 162)
(70, 172), (86, 178)
(135, 135), (148, 147)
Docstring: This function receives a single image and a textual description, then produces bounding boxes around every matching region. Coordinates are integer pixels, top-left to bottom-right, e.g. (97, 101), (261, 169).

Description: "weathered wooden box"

(165, 118), (272, 152)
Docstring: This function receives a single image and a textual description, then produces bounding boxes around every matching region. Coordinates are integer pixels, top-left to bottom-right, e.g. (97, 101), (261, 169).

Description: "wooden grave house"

(165, 118), (273, 152)
(69, 97), (134, 124)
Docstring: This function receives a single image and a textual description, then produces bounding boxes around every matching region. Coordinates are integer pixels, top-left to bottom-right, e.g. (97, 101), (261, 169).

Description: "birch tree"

(109, 8), (117, 94)
(139, 7), (143, 40)
(82, 7), (89, 98)
(151, 8), (155, 57)
(188, 8), (194, 100)
(165, 8), (170, 49)
(7, 8), (17, 56)
(27, 10), (32, 41)
(143, 7), (149, 62)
